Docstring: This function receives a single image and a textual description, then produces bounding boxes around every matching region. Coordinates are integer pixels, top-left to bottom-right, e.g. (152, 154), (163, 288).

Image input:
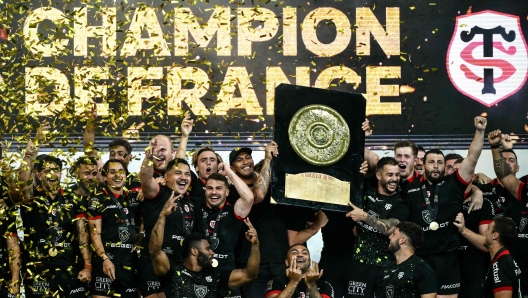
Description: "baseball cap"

(229, 147), (252, 165)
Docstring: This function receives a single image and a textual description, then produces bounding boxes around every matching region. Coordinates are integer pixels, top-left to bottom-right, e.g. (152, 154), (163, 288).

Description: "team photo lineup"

(0, 113), (524, 298)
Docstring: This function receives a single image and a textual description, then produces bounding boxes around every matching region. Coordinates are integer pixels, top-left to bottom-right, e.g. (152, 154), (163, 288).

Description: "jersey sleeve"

(387, 200), (410, 222)
(264, 277), (285, 298)
(518, 181), (528, 204)
(491, 258), (516, 293)
(316, 280), (335, 298)
(418, 261), (438, 295)
(216, 268), (234, 291)
(478, 198), (495, 226)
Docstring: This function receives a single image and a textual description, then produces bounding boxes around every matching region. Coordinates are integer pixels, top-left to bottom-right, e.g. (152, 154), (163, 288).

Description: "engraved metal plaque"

(272, 84), (366, 212)
(289, 105), (350, 166)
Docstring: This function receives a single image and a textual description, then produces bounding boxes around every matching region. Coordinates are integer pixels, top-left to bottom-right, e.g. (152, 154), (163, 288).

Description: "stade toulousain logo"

(447, 10), (528, 107)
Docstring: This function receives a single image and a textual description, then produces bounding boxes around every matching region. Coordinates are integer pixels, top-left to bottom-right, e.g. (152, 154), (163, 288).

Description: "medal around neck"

(429, 221), (439, 231)
(49, 247), (58, 257)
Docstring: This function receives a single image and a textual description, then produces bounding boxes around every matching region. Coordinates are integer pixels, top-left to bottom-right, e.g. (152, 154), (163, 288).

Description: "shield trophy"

(271, 84), (366, 212)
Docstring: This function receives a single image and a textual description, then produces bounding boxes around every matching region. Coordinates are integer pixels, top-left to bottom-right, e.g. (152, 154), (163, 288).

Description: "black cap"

(229, 147), (252, 165)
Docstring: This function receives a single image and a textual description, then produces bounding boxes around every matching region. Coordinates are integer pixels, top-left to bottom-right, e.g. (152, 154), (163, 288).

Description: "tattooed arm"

(347, 203), (399, 236)
(253, 141), (278, 204)
(76, 218), (92, 282)
(489, 130), (521, 200)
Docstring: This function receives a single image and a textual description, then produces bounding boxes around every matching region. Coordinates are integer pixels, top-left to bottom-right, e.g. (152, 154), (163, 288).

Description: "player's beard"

(425, 168), (445, 184)
(197, 250), (212, 269)
(388, 240), (401, 254)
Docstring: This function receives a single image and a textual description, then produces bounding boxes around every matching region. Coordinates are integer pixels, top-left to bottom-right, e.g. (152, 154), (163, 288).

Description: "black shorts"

(345, 259), (385, 298)
(138, 255), (166, 296)
(420, 250), (461, 295)
(24, 263), (87, 297)
(91, 258), (138, 298)
(319, 253), (355, 298)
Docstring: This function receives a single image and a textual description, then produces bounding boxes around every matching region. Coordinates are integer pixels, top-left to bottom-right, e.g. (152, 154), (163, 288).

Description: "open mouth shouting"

(176, 178), (189, 192)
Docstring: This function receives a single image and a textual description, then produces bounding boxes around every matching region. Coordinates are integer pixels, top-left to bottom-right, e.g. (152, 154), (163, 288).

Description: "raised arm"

(227, 218), (260, 288)
(488, 130), (521, 200)
(140, 138), (161, 199)
(347, 202), (399, 236)
(83, 103), (99, 157)
(175, 112), (193, 159)
(287, 210), (328, 246)
(220, 163), (254, 218)
(253, 141), (278, 203)
(458, 116), (487, 183)
(149, 192), (179, 277)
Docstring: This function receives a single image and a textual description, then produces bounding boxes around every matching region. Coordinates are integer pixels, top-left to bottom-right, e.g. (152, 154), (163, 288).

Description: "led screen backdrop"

(1, 0), (527, 149)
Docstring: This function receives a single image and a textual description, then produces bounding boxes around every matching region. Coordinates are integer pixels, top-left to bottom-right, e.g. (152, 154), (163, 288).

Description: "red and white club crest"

(210, 220), (215, 229)
(447, 10), (528, 107)
(184, 205), (190, 213)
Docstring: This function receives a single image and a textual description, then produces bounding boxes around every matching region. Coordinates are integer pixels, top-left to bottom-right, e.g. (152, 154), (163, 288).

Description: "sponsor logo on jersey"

(348, 281), (367, 295)
(440, 283), (460, 290)
(493, 262), (501, 283)
(147, 281), (161, 291)
(398, 272), (404, 279)
(407, 188), (420, 193)
(206, 276), (213, 283)
(385, 204), (392, 210)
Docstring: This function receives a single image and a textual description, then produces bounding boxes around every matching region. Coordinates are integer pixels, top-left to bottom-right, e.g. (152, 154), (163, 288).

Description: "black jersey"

(321, 210), (355, 256)
(458, 198), (494, 267)
(382, 254), (437, 298)
(0, 205), (18, 278)
(265, 275), (334, 298)
(87, 187), (140, 265)
(197, 203), (244, 269)
(170, 263), (232, 298)
(20, 189), (84, 265)
(403, 171), (468, 255)
(354, 185), (409, 267)
(480, 179), (528, 270)
(482, 248), (522, 298)
(399, 171), (423, 197)
(228, 184), (289, 264)
(139, 185), (201, 262)
(189, 172), (207, 205)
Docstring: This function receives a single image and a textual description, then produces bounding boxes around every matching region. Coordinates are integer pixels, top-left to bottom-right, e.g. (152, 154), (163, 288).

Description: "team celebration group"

(0, 113), (525, 298)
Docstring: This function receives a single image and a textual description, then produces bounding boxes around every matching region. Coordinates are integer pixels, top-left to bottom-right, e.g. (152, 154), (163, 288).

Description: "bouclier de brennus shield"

(447, 10), (528, 107)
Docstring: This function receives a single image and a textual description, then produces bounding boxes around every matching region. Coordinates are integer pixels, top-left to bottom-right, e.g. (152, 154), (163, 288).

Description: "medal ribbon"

(421, 183), (441, 221)
(202, 208), (223, 249)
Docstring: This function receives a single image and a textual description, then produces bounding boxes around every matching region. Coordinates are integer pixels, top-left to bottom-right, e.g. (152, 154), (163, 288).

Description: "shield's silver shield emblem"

(119, 226), (130, 242)
(194, 285), (208, 298)
(422, 210), (433, 224)
(386, 285), (394, 298)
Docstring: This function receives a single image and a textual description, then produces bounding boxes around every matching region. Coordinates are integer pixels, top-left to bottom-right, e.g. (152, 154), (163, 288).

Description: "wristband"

(103, 258), (110, 262)
(490, 144), (500, 149)
(84, 263), (92, 271)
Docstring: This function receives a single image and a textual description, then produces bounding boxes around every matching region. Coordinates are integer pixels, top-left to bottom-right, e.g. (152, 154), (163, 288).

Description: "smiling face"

(394, 147), (415, 180)
(205, 179), (228, 209)
(196, 151), (218, 180)
(104, 162), (126, 191)
(37, 161), (62, 194)
(285, 244), (311, 273)
(425, 153), (445, 184)
(165, 162), (192, 195)
(152, 136), (174, 173)
(230, 152), (254, 179)
(377, 164), (400, 195)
